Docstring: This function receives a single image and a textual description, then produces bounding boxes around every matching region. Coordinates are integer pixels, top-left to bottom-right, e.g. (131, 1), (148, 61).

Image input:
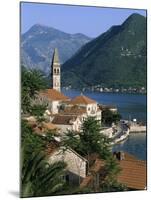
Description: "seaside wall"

(130, 125), (146, 133)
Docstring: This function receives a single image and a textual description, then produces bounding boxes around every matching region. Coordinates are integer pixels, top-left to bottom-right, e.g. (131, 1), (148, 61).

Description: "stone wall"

(48, 148), (87, 184)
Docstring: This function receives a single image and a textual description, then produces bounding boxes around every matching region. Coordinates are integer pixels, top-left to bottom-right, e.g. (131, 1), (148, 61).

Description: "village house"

(69, 95), (101, 119)
(46, 142), (88, 185)
(67, 94), (102, 122)
(49, 94), (102, 133)
(51, 114), (82, 133)
(38, 88), (70, 114)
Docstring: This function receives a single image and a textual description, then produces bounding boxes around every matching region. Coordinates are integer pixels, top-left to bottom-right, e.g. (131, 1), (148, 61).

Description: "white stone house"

(36, 89), (70, 114)
(47, 146), (88, 185)
(51, 115), (82, 134)
(68, 94), (102, 122)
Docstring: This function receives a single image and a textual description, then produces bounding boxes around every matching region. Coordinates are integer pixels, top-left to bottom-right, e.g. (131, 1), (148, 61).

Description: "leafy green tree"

(21, 66), (48, 113)
(62, 130), (84, 154)
(30, 104), (47, 123)
(80, 117), (111, 159)
(63, 117), (112, 160)
(62, 117), (126, 193)
(102, 109), (121, 126)
(100, 156), (127, 192)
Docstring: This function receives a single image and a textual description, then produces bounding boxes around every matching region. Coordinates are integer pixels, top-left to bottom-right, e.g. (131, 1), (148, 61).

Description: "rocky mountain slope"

(21, 24), (91, 73)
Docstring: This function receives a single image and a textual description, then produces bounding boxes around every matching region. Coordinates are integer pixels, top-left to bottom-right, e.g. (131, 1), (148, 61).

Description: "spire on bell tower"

(51, 48), (61, 92)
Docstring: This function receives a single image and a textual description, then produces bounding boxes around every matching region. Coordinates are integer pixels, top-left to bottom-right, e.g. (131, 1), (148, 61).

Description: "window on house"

(65, 175), (70, 183)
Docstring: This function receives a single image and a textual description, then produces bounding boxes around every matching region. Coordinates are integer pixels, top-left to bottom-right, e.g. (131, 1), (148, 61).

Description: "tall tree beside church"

(63, 117), (112, 159)
(80, 117), (112, 159)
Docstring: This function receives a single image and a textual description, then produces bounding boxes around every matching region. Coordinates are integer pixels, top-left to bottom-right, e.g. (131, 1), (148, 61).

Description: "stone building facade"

(48, 147), (88, 185)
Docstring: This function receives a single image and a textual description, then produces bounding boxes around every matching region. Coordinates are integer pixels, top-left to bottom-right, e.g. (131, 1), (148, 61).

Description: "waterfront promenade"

(108, 120), (146, 145)
(129, 124), (146, 133)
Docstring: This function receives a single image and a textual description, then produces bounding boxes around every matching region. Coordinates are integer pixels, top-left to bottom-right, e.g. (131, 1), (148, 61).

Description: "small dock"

(120, 119), (146, 134)
(129, 125), (146, 133)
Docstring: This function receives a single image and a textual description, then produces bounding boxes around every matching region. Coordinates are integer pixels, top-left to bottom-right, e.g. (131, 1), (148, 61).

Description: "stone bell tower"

(51, 48), (61, 92)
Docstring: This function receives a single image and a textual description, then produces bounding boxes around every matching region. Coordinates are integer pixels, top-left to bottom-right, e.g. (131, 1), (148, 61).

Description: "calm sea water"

(63, 89), (147, 123)
(63, 89), (147, 160)
(112, 132), (146, 160)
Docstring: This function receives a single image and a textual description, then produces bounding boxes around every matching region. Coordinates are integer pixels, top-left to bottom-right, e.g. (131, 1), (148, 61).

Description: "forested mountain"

(62, 13), (147, 89)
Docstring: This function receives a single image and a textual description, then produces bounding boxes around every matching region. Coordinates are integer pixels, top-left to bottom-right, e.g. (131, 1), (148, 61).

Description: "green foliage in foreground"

(21, 152), (67, 198)
(21, 66), (48, 113)
(21, 120), (67, 197)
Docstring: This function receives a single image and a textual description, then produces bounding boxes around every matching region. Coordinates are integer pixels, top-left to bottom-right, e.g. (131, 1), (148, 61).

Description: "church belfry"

(51, 48), (61, 92)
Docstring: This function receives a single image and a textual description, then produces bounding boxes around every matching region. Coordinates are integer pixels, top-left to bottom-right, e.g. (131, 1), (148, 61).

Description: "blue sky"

(21, 2), (146, 37)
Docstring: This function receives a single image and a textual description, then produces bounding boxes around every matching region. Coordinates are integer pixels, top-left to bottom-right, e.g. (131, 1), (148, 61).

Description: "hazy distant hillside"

(62, 14), (147, 89)
(21, 24), (91, 73)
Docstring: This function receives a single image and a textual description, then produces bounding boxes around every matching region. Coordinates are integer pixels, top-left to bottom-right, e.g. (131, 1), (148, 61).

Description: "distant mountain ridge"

(21, 24), (91, 73)
(62, 13), (147, 89)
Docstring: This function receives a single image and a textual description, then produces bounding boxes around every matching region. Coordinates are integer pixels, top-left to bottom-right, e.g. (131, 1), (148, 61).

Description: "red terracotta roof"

(60, 105), (87, 115)
(52, 115), (78, 125)
(69, 95), (96, 105)
(39, 89), (70, 101)
(80, 152), (146, 190)
(117, 153), (146, 190)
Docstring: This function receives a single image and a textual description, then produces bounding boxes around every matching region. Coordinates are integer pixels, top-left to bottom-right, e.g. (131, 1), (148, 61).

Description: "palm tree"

(21, 67), (48, 114)
(21, 152), (67, 197)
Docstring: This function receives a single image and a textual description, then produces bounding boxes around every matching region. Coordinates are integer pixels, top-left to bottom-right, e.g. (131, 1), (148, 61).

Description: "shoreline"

(110, 123), (146, 145)
(112, 132), (146, 161)
(63, 88), (146, 95)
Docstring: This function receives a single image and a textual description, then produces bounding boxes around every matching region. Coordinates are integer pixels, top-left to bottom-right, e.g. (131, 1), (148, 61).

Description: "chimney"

(118, 151), (125, 160)
(114, 151), (125, 161)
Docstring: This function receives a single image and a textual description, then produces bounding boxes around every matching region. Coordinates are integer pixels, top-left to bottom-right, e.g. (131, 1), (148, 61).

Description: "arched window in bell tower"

(54, 68), (56, 74)
(57, 68), (59, 74)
